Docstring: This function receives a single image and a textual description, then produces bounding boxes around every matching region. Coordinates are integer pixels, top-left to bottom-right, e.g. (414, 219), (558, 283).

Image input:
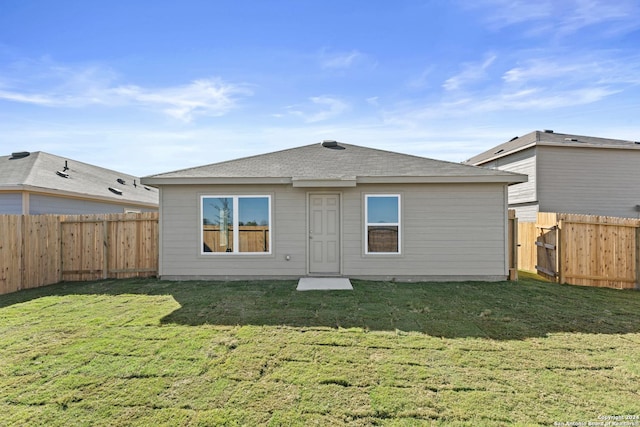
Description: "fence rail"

(0, 212), (158, 295)
(518, 212), (640, 289)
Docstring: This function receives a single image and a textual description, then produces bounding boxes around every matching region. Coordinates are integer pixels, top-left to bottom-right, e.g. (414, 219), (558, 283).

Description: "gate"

(535, 225), (558, 281)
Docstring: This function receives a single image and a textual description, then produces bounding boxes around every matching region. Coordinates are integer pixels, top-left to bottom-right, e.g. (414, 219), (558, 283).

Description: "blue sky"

(1, 0), (639, 176)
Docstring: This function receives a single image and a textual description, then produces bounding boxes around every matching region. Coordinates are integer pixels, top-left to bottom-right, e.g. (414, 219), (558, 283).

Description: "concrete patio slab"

(296, 277), (353, 291)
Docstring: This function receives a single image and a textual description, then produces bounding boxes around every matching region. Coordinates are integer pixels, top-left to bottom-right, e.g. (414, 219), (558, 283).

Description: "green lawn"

(1, 273), (639, 426)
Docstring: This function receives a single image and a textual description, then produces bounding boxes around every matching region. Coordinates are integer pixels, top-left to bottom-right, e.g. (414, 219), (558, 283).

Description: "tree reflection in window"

(202, 196), (270, 254)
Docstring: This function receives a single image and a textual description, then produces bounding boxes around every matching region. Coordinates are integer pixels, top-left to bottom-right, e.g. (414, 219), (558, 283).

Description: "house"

(0, 151), (158, 214)
(142, 141), (526, 282)
(463, 130), (640, 222)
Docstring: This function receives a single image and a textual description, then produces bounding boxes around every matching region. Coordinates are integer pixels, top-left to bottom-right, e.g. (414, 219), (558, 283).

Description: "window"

(201, 196), (271, 254)
(365, 194), (400, 254)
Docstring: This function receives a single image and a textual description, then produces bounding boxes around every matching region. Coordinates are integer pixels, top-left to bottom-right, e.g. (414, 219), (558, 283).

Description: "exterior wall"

(0, 193), (24, 214)
(537, 146), (640, 218)
(483, 147), (537, 205)
(158, 182), (510, 281)
(29, 193), (156, 215)
(510, 204), (539, 223)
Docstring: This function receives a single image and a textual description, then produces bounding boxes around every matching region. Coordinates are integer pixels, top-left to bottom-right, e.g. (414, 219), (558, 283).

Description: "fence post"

(636, 226), (640, 290)
(19, 215), (25, 291)
(103, 220), (109, 280)
(508, 210), (518, 281)
(557, 219), (563, 284)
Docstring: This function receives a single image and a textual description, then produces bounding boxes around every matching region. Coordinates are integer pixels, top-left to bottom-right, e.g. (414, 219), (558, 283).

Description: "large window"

(201, 196), (271, 254)
(365, 194), (400, 254)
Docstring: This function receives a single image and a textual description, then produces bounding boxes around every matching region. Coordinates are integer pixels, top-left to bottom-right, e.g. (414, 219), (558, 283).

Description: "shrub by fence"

(0, 212), (158, 295)
(518, 212), (640, 289)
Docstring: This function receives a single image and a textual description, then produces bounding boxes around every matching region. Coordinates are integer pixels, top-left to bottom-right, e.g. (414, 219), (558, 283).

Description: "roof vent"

(321, 140), (345, 150)
(55, 170), (69, 178)
(10, 151), (30, 159)
(508, 136), (518, 142)
(543, 129), (554, 133)
(635, 141), (640, 145)
(494, 149), (504, 154)
(108, 187), (123, 195)
(322, 140), (338, 148)
(564, 138), (579, 142)
(117, 178), (126, 185)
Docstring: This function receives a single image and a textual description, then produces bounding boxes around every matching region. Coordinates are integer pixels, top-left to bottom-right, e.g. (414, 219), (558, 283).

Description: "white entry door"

(309, 194), (340, 275)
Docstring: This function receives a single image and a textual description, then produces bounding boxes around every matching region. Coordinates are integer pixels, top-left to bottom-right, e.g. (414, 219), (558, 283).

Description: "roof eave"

(357, 175), (527, 184)
(141, 177), (293, 186)
(471, 142), (537, 166)
(1, 185), (158, 208)
(142, 175), (527, 186)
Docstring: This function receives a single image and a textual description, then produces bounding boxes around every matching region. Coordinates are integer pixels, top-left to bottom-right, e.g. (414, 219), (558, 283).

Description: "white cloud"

(109, 79), (251, 122)
(443, 54), (497, 91)
(0, 61), (251, 122)
(286, 95), (349, 123)
(318, 49), (373, 70)
(469, 0), (640, 37)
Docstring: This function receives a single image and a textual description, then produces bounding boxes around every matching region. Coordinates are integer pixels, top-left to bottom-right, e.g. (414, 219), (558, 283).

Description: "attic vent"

(56, 170), (69, 178)
(10, 151), (30, 159)
(117, 178), (126, 185)
(564, 138), (579, 142)
(544, 129), (554, 133)
(322, 140), (338, 148)
(321, 140), (345, 150)
(108, 187), (123, 195)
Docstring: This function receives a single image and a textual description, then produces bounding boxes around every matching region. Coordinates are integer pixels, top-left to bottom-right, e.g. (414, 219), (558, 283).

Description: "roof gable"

(0, 151), (158, 206)
(143, 142), (526, 186)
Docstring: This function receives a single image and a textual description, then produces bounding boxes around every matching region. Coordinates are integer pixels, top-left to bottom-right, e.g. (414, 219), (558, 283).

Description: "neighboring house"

(142, 141), (526, 282)
(463, 130), (640, 222)
(0, 151), (158, 214)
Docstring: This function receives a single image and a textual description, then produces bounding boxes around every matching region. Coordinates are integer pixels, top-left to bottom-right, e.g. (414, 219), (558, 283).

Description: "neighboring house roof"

(0, 151), (158, 207)
(143, 141), (527, 187)
(464, 130), (640, 166)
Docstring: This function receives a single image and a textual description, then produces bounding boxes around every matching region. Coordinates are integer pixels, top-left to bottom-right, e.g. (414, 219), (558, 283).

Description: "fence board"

(518, 212), (640, 289)
(517, 222), (537, 272)
(559, 214), (638, 289)
(0, 212), (158, 295)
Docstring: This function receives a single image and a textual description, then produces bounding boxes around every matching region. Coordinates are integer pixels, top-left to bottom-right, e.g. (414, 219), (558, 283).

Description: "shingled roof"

(0, 151), (158, 207)
(142, 141), (526, 186)
(464, 130), (640, 166)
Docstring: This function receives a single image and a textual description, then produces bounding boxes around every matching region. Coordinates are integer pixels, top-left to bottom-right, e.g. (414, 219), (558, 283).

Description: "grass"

(1, 272), (639, 426)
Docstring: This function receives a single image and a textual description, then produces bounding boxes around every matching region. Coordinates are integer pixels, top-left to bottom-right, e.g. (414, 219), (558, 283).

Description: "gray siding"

(486, 147), (536, 205)
(509, 204), (539, 223)
(0, 193), (23, 214)
(29, 194), (156, 215)
(537, 146), (640, 218)
(158, 182), (510, 281)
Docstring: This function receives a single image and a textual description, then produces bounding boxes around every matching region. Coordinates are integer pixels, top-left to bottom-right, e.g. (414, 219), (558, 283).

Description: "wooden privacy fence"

(0, 212), (158, 295)
(518, 212), (640, 289)
(202, 225), (270, 253)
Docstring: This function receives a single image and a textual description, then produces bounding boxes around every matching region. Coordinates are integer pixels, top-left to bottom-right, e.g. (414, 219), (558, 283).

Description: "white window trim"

(364, 194), (401, 255)
(200, 195), (272, 255)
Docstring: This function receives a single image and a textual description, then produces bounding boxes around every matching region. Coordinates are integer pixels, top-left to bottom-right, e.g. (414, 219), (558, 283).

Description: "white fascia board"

(357, 175), (527, 184)
(291, 176), (357, 187)
(141, 177), (292, 186)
